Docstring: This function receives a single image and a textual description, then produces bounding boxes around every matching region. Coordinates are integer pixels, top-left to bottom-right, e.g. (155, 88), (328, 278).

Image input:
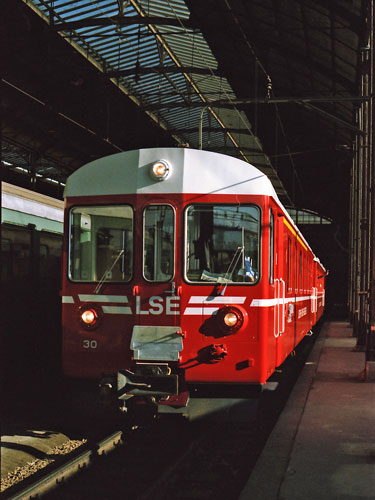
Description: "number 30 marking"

(83, 340), (97, 349)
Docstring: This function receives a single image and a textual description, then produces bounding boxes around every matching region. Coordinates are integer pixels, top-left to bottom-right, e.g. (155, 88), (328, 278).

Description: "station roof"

(1, 0), (367, 224)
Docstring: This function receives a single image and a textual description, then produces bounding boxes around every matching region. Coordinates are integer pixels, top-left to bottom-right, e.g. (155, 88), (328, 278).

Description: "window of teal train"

(185, 204), (260, 284)
(143, 205), (175, 282)
(69, 205), (134, 282)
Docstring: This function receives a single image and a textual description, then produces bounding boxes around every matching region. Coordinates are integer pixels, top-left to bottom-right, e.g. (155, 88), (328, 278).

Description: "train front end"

(61, 148), (275, 413)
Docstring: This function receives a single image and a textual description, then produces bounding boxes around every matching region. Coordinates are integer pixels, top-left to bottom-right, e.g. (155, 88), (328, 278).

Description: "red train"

(61, 148), (325, 412)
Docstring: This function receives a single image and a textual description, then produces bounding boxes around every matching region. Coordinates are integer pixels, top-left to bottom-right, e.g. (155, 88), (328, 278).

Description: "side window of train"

(1, 238), (12, 282)
(69, 205), (134, 282)
(1, 226), (31, 280)
(269, 209), (274, 284)
(185, 204), (260, 284)
(287, 237), (292, 291)
(143, 205), (175, 282)
(307, 259), (310, 290)
(14, 243), (31, 278)
(39, 233), (63, 283)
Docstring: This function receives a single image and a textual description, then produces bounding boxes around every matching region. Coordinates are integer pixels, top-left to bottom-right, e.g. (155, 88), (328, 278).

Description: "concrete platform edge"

(238, 322), (329, 500)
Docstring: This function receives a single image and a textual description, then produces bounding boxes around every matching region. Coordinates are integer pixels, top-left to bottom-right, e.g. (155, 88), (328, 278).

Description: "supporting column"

(356, 44), (370, 348)
(352, 1), (374, 353)
(366, 0), (375, 379)
(349, 115), (360, 334)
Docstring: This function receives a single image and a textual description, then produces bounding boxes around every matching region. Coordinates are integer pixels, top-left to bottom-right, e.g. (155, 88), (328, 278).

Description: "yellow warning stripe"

(283, 218), (308, 251)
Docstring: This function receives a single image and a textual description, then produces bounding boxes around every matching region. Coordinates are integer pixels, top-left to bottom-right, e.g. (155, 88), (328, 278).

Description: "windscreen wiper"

(94, 249), (124, 295)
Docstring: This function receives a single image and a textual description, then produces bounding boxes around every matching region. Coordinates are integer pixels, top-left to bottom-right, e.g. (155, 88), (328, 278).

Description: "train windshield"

(69, 205), (133, 282)
(185, 204), (260, 284)
(143, 205), (175, 282)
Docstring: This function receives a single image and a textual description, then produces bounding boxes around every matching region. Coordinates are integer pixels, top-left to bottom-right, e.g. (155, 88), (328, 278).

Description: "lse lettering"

(136, 295), (180, 315)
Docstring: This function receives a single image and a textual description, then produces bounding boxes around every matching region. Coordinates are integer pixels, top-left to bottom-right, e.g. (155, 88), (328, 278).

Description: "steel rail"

(6, 431), (123, 500)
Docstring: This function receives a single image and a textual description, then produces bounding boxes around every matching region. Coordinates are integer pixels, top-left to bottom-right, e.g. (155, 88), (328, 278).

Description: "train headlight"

(216, 306), (244, 334)
(79, 306), (99, 329)
(150, 160), (171, 181)
(223, 311), (239, 327)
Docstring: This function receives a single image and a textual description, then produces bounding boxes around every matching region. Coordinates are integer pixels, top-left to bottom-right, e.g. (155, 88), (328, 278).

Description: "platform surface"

(239, 321), (375, 500)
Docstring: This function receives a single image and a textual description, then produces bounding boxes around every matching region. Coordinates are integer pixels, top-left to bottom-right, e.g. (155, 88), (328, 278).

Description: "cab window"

(69, 205), (133, 282)
(185, 204), (260, 284)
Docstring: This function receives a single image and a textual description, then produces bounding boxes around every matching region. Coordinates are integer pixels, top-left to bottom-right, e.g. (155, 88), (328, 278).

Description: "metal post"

(357, 45), (369, 348)
(350, 112), (359, 331)
(356, 130), (361, 325)
(366, 0), (375, 379)
(349, 134), (358, 326)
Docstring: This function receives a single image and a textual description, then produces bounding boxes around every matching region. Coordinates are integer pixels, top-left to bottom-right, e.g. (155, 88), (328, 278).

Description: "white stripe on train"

(62, 293), (324, 315)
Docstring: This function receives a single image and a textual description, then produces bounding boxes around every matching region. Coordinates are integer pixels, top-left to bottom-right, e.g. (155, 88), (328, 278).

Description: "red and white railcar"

(61, 148), (325, 410)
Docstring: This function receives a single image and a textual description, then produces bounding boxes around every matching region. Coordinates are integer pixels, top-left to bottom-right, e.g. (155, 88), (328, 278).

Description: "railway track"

(38, 399), (261, 500)
(4, 431), (124, 500)
(2, 398), (277, 500)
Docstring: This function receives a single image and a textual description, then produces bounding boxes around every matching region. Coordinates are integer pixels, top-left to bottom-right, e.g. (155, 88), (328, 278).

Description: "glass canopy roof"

(26, 0), (290, 202)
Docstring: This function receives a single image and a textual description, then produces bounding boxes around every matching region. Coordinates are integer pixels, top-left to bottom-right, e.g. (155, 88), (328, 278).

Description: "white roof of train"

(64, 148), (279, 199)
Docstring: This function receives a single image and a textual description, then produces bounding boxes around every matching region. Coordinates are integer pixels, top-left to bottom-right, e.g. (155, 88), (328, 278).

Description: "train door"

(311, 258), (318, 325)
(294, 239), (298, 346)
(286, 234), (297, 352)
(273, 209), (286, 367)
(131, 203), (183, 364)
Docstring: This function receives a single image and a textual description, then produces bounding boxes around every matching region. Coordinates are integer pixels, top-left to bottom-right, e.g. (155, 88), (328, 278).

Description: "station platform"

(239, 321), (375, 500)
